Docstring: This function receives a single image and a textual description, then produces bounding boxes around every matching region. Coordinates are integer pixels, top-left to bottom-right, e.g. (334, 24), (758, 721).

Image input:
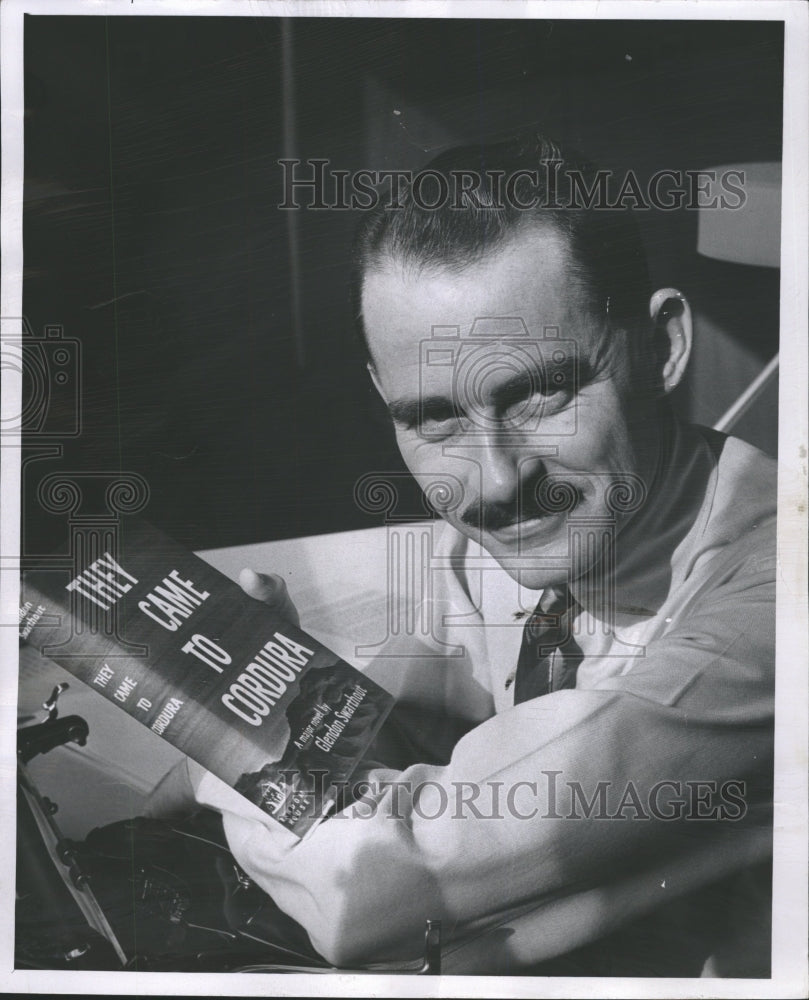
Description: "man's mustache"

(458, 479), (585, 532)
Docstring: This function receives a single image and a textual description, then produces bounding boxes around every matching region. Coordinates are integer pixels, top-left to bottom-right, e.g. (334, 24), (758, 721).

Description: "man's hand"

(238, 568), (300, 627)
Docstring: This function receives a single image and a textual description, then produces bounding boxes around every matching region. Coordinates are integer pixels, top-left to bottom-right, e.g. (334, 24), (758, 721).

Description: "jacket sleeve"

(192, 548), (776, 970)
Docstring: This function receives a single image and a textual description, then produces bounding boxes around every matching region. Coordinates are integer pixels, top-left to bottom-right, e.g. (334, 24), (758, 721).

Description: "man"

(147, 135), (776, 976)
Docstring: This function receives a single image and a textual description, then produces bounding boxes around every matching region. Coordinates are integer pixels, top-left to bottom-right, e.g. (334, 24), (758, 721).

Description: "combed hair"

(351, 133), (653, 363)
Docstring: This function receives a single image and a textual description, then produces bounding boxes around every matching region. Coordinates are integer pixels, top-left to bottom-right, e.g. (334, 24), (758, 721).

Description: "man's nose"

(461, 429), (555, 505)
(474, 430), (525, 505)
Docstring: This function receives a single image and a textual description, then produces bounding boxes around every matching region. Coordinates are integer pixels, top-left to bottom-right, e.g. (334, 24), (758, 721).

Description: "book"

(19, 518), (394, 838)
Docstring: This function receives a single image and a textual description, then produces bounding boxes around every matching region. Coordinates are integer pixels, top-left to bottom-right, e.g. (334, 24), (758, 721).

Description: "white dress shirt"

(191, 419), (776, 974)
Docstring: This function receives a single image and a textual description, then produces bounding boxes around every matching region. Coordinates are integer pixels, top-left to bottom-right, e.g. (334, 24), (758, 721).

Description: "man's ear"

(367, 361), (387, 402)
(648, 288), (693, 394)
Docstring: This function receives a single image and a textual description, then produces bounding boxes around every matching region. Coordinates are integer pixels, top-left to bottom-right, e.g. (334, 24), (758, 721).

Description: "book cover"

(19, 519), (394, 838)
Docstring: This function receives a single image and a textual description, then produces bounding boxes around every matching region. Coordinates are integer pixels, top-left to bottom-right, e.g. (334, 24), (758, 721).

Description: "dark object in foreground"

(17, 799), (444, 973)
(16, 722), (441, 974)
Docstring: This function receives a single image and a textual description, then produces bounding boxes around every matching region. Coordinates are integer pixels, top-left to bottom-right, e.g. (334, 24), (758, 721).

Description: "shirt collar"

(570, 414), (719, 622)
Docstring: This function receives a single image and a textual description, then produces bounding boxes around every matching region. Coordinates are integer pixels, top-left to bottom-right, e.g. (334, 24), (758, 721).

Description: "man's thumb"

(238, 568), (300, 626)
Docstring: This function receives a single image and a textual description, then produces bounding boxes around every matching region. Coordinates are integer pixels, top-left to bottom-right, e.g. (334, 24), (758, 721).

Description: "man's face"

(361, 227), (659, 589)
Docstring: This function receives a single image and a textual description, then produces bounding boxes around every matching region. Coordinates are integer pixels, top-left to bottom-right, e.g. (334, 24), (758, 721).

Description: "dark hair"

(351, 133), (653, 365)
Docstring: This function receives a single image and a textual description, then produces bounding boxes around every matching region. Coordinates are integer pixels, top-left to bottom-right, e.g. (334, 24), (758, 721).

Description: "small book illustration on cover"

(19, 518), (394, 838)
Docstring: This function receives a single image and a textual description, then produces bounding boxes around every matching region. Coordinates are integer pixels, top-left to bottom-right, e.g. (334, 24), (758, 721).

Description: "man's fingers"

(239, 568), (301, 626)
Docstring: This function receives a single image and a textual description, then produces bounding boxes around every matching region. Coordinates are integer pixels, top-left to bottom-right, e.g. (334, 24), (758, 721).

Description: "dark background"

(21, 15), (784, 554)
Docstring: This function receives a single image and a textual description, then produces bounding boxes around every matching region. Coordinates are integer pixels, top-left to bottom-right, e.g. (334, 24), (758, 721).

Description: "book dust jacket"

(19, 519), (394, 838)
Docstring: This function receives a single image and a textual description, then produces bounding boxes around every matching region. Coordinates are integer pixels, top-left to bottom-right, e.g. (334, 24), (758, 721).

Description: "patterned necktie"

(511, 585), (583, 705)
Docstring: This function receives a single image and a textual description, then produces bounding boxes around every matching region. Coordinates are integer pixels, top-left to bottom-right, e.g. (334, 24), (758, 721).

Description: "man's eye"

(502, 382), (573, 422)
(426, 404), (457, 423)
(407, 402), (460, 434)
(417, 411), (460, 438)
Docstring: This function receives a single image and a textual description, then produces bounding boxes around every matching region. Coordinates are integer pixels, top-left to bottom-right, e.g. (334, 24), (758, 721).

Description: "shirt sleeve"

(193, 542), (776, 971)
